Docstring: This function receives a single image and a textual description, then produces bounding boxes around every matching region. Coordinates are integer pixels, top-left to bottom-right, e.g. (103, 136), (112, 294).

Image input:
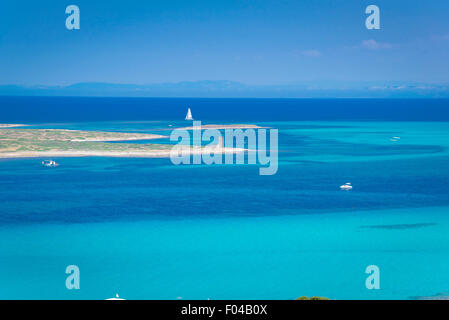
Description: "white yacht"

(42, 160), (58, 167)
(185, 107), (194, 120)
(340, 182), (353, 190)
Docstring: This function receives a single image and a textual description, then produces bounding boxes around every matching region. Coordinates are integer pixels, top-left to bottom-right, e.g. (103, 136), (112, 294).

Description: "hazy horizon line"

(1, 80), (449, 99)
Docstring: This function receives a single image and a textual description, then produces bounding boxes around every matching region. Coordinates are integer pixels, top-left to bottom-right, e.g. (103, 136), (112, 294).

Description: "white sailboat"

(185, 107), (193, 120)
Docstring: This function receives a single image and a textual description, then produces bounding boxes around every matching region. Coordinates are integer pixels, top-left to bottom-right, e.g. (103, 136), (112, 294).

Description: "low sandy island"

(0, 124), (28, 128)
(176, 124), (268, 130)
(0, 126), (245, 159)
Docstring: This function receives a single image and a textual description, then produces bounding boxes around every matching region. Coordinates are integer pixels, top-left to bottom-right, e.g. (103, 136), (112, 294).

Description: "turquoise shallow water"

(1, 207), (449, 300)
(1, 119), (449, 299)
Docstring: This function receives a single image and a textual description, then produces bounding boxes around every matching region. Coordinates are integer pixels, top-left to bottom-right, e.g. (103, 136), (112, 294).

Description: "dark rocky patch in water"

(360, 222), (437, 230)
(410, 292), (449, 300)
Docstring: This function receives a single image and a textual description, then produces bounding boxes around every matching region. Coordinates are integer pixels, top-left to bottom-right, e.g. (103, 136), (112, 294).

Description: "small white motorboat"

(106, 293), (125, 300)
(340, 182), (353, 190)
(42, 160), (58, 167)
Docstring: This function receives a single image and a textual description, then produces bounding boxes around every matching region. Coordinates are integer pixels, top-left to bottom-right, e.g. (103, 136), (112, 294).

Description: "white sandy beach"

(0, 124), (28, 128)
(0, 147), (245, 159)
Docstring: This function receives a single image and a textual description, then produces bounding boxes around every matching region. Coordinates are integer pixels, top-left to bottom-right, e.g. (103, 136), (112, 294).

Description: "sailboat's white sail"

(185, 108), (193, 120)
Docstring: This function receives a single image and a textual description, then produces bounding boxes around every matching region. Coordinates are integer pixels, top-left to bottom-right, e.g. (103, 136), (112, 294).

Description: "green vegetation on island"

(0, 128), (171, 158)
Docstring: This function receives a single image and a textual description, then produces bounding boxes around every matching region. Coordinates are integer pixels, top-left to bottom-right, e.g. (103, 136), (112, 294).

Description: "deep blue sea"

(1, 97), (449, 299)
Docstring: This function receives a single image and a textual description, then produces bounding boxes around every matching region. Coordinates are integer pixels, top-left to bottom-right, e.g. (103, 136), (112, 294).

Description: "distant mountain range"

(1, 80), (448, 98)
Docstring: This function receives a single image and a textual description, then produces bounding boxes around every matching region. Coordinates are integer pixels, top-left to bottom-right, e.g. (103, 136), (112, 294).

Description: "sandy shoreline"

(0, 146), (245, 159)
(0, 124), (29, 128)
(0, 150), (172, 159)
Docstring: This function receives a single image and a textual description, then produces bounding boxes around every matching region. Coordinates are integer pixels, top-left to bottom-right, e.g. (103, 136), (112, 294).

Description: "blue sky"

(1, 0), (449, 87)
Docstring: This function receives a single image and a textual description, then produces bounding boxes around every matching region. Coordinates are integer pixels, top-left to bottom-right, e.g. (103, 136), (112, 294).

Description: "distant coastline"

(1, 81), (449, 98)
